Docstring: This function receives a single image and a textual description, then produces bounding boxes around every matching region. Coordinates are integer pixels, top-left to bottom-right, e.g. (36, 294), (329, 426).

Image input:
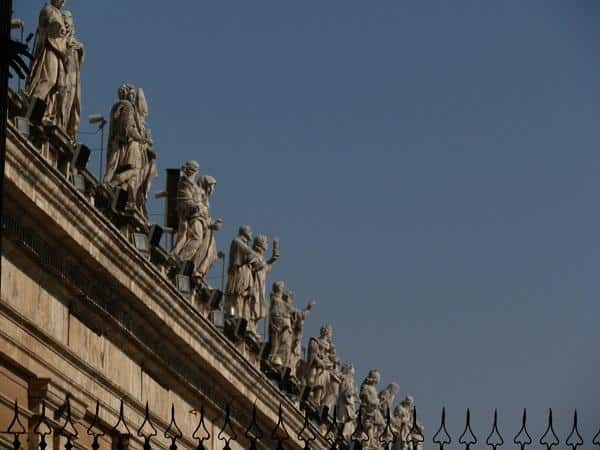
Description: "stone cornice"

(4, 124), (328, 450)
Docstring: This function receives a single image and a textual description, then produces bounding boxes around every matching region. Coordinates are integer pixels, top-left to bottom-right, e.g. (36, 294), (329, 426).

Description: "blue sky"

(12, 0), (600, 442)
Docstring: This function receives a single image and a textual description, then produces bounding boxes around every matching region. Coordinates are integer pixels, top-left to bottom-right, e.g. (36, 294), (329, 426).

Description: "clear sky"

(12, 0), (600, 443)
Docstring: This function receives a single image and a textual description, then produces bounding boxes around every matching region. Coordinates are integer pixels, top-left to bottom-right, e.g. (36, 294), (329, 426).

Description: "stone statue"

(391, 396), (423, 450)
(27, 0), (70, 126)
(224, 225), (254, 316)
(288, 292), (316, 378)
(378, 383), (400, 419)
(56, 10), (83, 141)
(245, 235), (279, 333)
(104, 84), (155, 221)
(268, 285), (315, 369)
(359, 369), (385, 449)
(135, 88), (157, 219)
(171, 161), (222, 281)
(267, 281), (290, 366)
(336, 364), (358, 440)
(305, 325), (341, 408)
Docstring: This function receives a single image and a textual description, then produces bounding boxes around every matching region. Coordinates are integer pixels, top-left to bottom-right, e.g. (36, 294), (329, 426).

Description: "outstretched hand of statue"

(272, 237), (280, 258)
(210, 218), (223, 231)
(265, 237), (280, 265)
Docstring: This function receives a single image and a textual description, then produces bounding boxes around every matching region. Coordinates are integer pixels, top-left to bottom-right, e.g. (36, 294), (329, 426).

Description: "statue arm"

(70, 38), (85, 65)
(307, 339), (325, 368)
(176, 185), (198, 218)
(121, 103), (144, 142)
(303, 299), (316, 313)
(245, 248), (261, 266)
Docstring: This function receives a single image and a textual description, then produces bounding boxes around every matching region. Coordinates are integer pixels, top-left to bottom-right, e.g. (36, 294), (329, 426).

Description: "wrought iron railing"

(3, 397), (600, 450)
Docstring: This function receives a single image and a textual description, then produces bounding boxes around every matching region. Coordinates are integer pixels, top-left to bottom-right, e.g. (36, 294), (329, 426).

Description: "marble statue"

(135, 88), (157, 219)
(104, 84), (156, 221)
(27, 0), (70, 126)
(171, 161), (222, 281)
(359, 369), (385, 449)
(288, 291), (316, 378)
(305, 325), (341, 408)
(56, 10), (83, 141)
(268, 285), (315, 369)
(391, 396), (423, 450)
(336, 364), (358, 440)
(379, 383), (400, 418)
(224, 225), (254, 316)
(267, 281), (289, 366)
(245, 235), (279, 333)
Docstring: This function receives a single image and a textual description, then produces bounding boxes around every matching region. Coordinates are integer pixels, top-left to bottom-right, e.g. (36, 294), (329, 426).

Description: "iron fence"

(3, 397), (600, 450)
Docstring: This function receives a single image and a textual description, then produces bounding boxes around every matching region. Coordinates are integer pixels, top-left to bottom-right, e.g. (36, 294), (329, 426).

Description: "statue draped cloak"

(104, 99), (143, 198)
(224, 236), (254, 313)
(27, 4), (67, 119)
(268, 296), (294, 365)
(59, 30), (84, 140)
(135, 90), (157, 219)
(307, 337), (329, 390)
(248, 251), (270, 322)
(172, 176), (217, 278)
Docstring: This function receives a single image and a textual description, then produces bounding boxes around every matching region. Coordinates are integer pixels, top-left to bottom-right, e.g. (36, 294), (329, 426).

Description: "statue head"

(366, 369), (381, 385)
(181, 160), (199, 178)
(253, 235), (268, 252)
(319, 324), (332, 339)
(201, 175), (216, 195)
(283, 290), (294, 304)
(401, 396), (414, 407)
(118, 84), (136, 102)
(272, 281), (284, 294)
(341, 363), (355, 376)
(239, 225), (252, 241)
(382, 383), (400, 399)
(51, 0), (65, 9)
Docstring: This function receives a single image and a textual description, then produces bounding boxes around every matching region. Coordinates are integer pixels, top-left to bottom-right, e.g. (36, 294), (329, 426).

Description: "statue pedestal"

(222, 318), (264, 369)
(43, 124), (74, 177)
(191, 286), (223, 318)
(94, 184), (150, 238)
(243, 330), (262, 369)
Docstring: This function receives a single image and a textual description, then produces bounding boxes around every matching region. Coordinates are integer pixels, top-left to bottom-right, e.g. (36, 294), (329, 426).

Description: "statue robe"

(224, 236), (254, 314)
(268, 295), (294, 365)
(27, 4), (67, 121)
(105, 98), (144, 212)
(58, 29), (83, 140)
(172, 176), (218, 279)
